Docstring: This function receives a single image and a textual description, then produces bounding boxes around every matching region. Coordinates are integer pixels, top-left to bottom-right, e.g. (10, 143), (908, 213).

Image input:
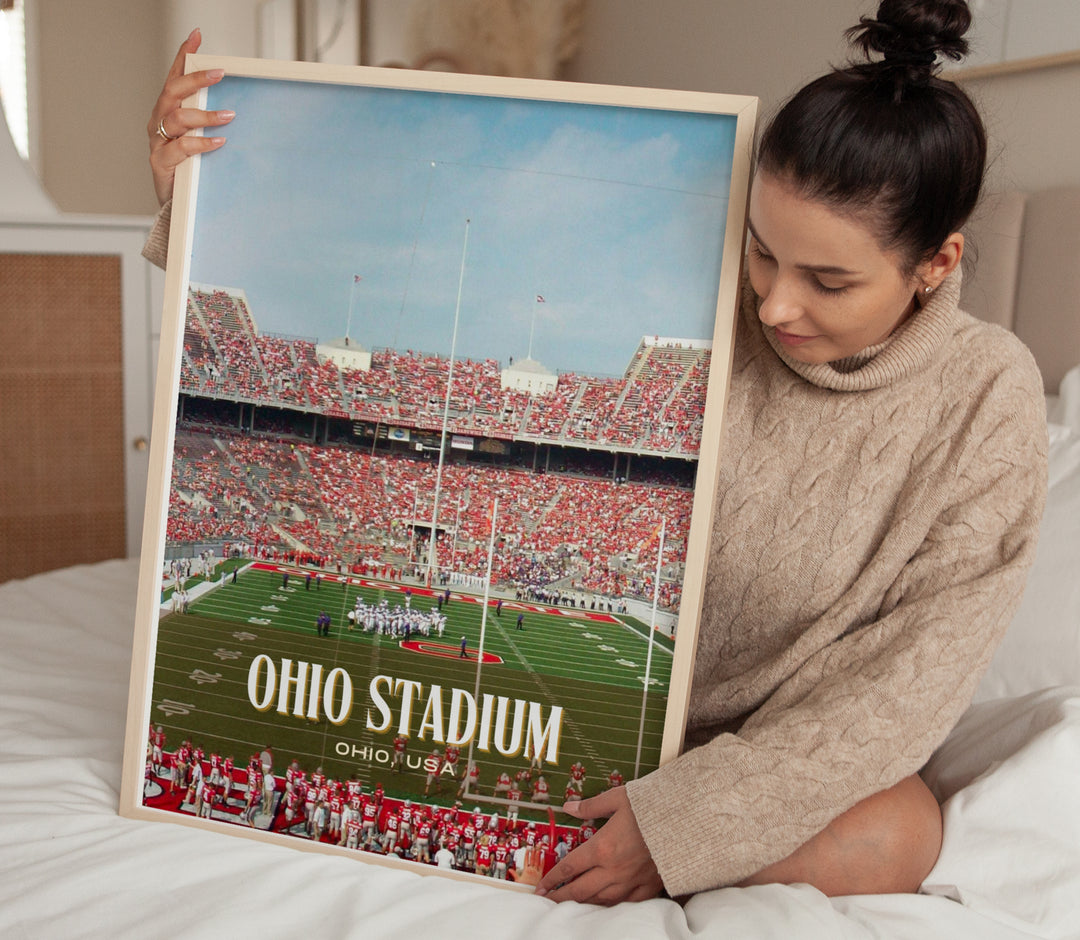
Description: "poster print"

(121, 55), (756, 888)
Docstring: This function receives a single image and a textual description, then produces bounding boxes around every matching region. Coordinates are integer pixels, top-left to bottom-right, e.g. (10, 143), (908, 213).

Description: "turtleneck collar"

(750, 267), (964, 391)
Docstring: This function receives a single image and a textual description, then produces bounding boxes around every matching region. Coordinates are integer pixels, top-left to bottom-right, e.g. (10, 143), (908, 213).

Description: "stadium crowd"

(179, 286), (710, 456)
(167, 428), (690, 610)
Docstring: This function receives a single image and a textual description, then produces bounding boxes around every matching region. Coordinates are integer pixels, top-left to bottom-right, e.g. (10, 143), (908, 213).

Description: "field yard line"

(614, 618), (674, 655)
(488, 619), (601, 763)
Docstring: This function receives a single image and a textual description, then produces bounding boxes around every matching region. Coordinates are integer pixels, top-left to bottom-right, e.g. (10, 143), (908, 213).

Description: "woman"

(144, 0), (1047, 905)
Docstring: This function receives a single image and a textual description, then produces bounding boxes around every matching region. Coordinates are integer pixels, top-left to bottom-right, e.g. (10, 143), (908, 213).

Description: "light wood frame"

(120, 54), (756, 886)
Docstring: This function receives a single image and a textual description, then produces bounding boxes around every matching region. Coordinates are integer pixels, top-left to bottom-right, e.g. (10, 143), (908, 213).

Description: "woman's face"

(746, 172), (923, 364)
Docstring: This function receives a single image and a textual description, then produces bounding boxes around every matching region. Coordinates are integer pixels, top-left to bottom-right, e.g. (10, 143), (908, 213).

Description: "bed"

(2, 192), (1079, 938)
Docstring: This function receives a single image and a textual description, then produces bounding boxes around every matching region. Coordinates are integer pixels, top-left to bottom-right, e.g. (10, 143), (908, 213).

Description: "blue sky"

(191, 75), (737, 377)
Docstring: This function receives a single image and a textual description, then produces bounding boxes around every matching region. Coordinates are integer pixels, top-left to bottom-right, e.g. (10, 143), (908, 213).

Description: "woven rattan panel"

(0, 253), (126, 582)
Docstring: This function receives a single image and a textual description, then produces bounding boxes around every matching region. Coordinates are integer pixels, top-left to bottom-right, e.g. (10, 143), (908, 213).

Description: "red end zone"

(400, 640), (503, 664)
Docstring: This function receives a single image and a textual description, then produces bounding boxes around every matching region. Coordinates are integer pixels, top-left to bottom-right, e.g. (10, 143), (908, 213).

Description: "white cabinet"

(0, 215), (163, 577)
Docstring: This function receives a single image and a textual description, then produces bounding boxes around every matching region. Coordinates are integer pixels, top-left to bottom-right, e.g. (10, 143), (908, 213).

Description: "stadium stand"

(178, 286), (711, 457)
(170, 286), (710, 609)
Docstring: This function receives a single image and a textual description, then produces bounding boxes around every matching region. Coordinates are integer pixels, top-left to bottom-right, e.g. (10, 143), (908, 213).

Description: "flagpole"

(634, 518), (664, 778)
(527, 294), (543, 360)
(427, 219), (470, 587)
(465, 496), (498, 797)
(346, 274), (361, 343)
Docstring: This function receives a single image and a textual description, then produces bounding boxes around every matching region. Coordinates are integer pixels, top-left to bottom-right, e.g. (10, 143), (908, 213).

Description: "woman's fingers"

(153, 107), (235, 144)
(148, 71), (227, 143)
(146, 29), (232, 205)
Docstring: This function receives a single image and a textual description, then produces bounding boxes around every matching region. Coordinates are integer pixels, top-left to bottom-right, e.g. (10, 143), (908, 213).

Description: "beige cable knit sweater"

(626, 268), (1047, 896)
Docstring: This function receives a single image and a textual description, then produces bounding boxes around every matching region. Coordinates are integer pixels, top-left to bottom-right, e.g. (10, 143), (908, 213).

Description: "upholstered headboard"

(961, 187), (1080, 394)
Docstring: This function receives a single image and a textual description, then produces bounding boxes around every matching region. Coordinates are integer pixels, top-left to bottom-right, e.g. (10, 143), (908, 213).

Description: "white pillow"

(973, 364), (1080, 702)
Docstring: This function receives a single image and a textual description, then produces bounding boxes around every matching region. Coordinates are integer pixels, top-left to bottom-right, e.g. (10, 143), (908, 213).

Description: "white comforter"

(1, 560), (1077, 939)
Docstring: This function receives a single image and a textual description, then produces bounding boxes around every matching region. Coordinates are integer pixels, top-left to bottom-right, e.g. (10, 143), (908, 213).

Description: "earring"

(923, 285), (933, 294)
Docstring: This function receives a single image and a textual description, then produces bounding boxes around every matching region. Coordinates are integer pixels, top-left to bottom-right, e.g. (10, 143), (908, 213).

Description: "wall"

(960, 61), (1080, 193)
(565, 0), (854, 112)
(35, 0), (164, 216)
(566, 0), (1080, 195)
(24, 0), (1080, 216)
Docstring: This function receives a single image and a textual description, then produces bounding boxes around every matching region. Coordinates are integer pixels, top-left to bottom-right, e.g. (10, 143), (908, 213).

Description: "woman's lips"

(774, 328), (817, 346)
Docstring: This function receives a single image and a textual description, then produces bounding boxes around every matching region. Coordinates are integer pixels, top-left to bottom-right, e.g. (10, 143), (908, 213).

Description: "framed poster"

(120, 54), (756, 889)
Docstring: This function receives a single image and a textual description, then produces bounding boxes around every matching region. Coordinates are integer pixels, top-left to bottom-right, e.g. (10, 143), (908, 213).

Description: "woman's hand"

(535, 787), (664, 905)
(147, 28), (234, 206)
(508, 844), (547, 886)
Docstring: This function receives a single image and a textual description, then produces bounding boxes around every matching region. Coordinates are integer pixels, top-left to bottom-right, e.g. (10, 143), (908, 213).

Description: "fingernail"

(209, 137), (226, 146)
(208, 69), (225, 80)
(534, 887), (548, 897)
(218, 110), (235, 121)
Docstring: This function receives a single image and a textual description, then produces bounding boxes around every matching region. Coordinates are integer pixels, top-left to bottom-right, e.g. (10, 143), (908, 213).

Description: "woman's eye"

(749, 242), (773, 262)
(813, 279), (849, 296)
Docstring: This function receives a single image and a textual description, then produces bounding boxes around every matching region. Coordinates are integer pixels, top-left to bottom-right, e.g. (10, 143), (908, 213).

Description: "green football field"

(149, 563), (673, 818)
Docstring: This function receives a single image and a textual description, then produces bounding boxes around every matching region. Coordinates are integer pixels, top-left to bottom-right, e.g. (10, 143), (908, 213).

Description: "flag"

(353, 274), (363, 283)
(536, 295), (545, 303)
(642, 520), (664, 552)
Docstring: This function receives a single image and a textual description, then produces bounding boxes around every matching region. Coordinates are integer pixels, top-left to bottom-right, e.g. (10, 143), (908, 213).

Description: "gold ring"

(157, 117), (180, 142)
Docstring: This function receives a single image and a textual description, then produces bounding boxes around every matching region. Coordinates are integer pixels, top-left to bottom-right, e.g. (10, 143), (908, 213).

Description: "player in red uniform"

(423, 748), (442, 796)
(442, 745), (460, 782)
(284, 785), (303, 829)
(328, 791), (346, 841)
(527, 740), (543, 772)
(197, 781), (216, 818)
(285, 760), (304, 792)
(221, 755), (235, 802)
(507, 783), (523, 824)
(346, 774), (363, 803)
(391, 735), (407, 773)
(208, 751), (223, 787)
(493, 837), (511, 880)
(381, 807), (401, 854)
(343, 813), (363, 850)
(244, 768), (263, 825)
(568, 761), (586, 796)
(457, 760), (480, 798)
(493, 770), (512, 796)
(532, 775), (550, 803)
(414, 813), (434, 863)
(399, 799), (416, 841)
(606, 768), (624, 789)
(150, 725), (166, 775)
(460, 819), (478, 870)
(475, 840), (493, 876)
(360, 795), (379, 848)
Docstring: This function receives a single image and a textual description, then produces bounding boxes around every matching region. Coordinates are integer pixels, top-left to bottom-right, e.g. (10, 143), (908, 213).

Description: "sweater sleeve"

(625, 365), (1048, 897)
(141, 199), (172, 271)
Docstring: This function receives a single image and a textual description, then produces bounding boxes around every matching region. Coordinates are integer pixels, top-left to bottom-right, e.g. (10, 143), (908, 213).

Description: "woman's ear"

(920, 232), (964, 292)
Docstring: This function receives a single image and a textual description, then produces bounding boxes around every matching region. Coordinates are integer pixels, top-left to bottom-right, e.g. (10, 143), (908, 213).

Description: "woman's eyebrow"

(747, 218), (861, 277)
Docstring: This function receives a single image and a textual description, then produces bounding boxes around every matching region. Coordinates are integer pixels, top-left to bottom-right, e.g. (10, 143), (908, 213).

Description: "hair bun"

(847, 0), (972, 78)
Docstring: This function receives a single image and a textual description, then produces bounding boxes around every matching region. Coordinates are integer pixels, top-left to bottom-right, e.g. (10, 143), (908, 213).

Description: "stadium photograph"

(136, 65), (741, 883)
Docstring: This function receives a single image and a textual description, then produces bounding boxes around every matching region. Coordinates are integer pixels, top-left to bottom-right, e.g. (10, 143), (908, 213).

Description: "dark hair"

(757, 0), (986, 274)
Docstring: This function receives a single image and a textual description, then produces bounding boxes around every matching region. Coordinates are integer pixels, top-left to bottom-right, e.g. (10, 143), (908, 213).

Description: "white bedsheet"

(1, 560), (1078, 939)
